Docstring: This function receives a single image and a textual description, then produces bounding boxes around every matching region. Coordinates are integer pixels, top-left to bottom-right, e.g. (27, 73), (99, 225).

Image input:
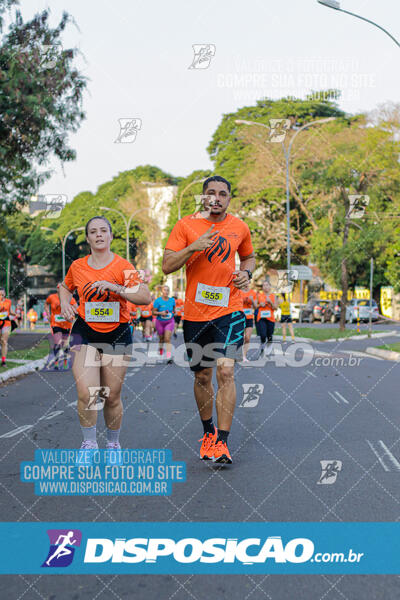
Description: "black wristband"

(245, 269), (253, 280)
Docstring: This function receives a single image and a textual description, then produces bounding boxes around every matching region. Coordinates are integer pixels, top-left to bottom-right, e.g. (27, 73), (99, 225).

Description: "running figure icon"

(45, 531), (77, 566)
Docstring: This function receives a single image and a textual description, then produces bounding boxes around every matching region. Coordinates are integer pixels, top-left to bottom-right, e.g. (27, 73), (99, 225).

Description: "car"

(299, 299), (330, 323)
(345, 299), (380, 323)
(291, 303), (305, 322)
(321, 300), (341, 323)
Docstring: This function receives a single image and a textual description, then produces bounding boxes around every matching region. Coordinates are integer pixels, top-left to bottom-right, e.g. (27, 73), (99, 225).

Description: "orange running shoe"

(198, 428), (218, 460)
(213, 440), (232, 464)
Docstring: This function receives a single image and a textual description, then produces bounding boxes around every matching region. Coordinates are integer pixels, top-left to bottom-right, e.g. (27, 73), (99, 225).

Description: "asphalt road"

(1, 329), (400, 599)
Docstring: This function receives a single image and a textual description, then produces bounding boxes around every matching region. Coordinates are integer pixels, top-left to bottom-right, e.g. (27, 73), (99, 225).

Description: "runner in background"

(27, 307), (38, 330)
(279, 293), (295, 342)
(173, 293), (184, 339)
(127, 302), (140, 338)
(256, 280), (278, 355)
(59, 216), (151, 453)
(162, 175), (255, 464)
(138, 301), (153, 341)
(15, 299), (24, 328)
(153, 285), (175, 364)
(45, 286), (77, 370)
(0, 288), (15, 367)
(241, 288), (257, 362)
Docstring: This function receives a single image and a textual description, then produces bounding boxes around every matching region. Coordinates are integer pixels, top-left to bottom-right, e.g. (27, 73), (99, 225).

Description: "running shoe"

(213, 440), (232, 464)
(106, 441), (121, 450)
(106, 441), (122, 465)
(166, 351), (173, 364)
(198, 428), (218, 460)
(76, 440), (98, 466)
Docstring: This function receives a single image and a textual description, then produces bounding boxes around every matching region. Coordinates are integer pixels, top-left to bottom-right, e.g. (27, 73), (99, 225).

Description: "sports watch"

(244, 269), (253, 280)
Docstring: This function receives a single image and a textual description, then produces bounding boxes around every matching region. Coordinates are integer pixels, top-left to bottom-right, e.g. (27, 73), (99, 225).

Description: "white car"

(291, 303), (305, 322)
(346, 299), (379, 323)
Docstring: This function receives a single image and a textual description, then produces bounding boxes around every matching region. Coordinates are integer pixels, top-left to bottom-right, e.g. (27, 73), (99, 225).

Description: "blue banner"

(0, 522), (399, 574)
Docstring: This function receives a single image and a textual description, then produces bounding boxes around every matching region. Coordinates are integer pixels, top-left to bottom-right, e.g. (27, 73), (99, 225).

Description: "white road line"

(328, 391), (340, 404)
(306, 370), (318, 378)
(67, 400), (77, 408)
(0, 424), (33, 439)
(335, 392), (349, 405)
(38, 410), (64, 421)
(378, 440), (400, 472)
(366, 440), (390, 472)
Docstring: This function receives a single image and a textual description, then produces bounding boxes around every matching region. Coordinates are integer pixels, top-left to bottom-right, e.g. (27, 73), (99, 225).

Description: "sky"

(13, 0), (400, 202)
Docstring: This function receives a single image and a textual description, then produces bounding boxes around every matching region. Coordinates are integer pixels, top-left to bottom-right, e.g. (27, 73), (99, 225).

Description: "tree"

(206, 94), (345, 269)
(0, 1), (87, 211)
(33, 165), (176, 276)
(303, 109), (400, 328)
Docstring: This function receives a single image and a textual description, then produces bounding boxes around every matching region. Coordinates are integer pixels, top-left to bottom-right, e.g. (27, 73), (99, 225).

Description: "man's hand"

(232, 270), (250, 290)
(189, 225), (218, 252)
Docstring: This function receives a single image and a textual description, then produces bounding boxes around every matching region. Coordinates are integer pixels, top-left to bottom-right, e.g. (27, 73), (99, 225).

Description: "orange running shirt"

(0, 299), (12, 327)
(242, 289), (257, 320)
(63, 254), (141, 333)
(175, 298), (184, 316)
(46, 293), (76, 330)
(166, 213), (254, 322)
(126, 301), (139, 322)
(257, 292), (276, 322)
(138, 303), (153, 318)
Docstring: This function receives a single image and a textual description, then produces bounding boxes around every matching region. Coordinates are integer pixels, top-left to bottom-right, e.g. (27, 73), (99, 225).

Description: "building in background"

(145, 185), (177, 291)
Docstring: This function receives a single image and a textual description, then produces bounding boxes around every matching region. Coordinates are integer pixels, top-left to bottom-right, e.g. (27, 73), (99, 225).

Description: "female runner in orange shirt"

(59, 216), (151, 452)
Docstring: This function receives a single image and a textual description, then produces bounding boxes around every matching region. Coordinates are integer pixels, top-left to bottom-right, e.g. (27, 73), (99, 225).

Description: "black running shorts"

(70, 316), (132, 355)
(183, 311), (246, 372)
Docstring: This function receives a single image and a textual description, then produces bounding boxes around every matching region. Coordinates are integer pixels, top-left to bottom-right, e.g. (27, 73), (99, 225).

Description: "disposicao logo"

(83, 536), (314, 564)
(42, 529), (82, 567)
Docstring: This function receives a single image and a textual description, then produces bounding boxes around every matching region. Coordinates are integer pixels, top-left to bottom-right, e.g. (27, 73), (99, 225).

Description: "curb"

(0, 357), (48, 384)
(365, 347), (400, 362)
(316, 330), (398, 343)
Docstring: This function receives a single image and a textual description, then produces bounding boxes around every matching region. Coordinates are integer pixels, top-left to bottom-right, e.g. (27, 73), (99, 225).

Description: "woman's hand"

(60, 302), (78, 322)
(89, 281), (120, 295)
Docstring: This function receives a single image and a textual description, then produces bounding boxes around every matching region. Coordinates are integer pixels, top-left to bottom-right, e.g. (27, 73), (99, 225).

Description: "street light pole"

(235, 117), (336, 273)
(317, 0), (400, 48)
(62, 228), (85, 279)
(176, 178), (205, 295)
(100, 205), (149, 262)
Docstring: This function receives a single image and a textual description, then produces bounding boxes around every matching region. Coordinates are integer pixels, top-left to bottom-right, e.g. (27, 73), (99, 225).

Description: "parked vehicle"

(321, 300), (341, 323)
(299, 299), (330, 323)
(291, 303), (305, 322)
(346, 299), (379, 323)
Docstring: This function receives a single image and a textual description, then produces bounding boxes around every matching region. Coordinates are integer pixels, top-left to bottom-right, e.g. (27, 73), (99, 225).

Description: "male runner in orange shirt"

(163, 175), (255, 464)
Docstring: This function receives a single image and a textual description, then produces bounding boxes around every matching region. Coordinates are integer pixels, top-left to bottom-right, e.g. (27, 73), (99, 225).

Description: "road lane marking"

(378, 441), (400, 472)
(38, 410), (64, 421)
(0, 425), (33, 439)
(306, 370), (318, 378)
(328, 391), (340, 404)
(366, 440), (390, 471)
(335, 392), (349, 405)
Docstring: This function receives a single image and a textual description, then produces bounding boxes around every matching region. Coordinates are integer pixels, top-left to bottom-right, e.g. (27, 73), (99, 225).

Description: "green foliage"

(0, 3), (87, 209)
(207, 94), (345, 195)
